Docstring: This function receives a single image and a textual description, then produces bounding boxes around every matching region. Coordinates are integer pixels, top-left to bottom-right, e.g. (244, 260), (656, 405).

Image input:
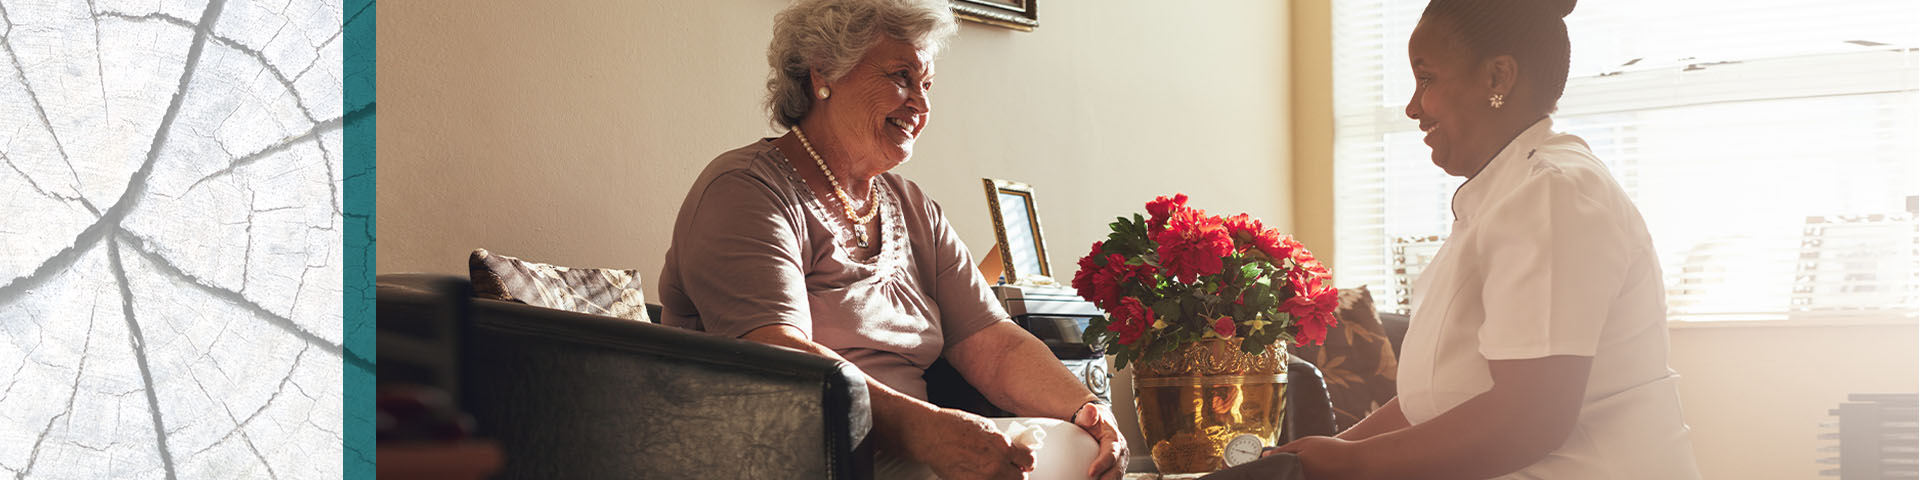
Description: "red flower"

(1222, 214), (1271, 256)
(1094, 255), (1144, 307)
(1283, 272), (1339, 346)
(1278, 236), (1330, 276)
(1153, 209), (1234, 283)
(1256, 230), (1294, 261)
(1213, 316), (1237, 338)
(1072, 241), (1108, 304)
(1107, 297), (1152, 346)
(1223, 214), (1262, 239)
(1074, 242), (1160, 310)
(1145, 194), (1191, 235)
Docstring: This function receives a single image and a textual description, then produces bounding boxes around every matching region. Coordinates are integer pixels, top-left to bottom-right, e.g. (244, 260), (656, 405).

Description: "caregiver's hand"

(1269, 435), (1369, 480)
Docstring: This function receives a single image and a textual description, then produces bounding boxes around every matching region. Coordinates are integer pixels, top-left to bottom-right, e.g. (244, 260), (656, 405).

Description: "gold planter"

(1131, 338), (1288, 474)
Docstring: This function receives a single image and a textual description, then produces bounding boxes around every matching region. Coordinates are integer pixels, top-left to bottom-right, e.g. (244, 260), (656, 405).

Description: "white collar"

(1450, 117), (1557, 222)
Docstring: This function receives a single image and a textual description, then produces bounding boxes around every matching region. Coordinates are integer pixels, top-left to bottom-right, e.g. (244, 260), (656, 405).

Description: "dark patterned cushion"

(468, 249), (652, 323)
(1289, 285), (1398, 431)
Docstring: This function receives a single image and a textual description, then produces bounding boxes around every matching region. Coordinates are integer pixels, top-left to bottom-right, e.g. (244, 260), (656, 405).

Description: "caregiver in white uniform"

(1269, 0), (1702, 478)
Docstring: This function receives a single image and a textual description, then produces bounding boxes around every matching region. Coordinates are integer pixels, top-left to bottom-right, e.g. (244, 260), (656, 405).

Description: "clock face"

(1224, 434), (1264, 467)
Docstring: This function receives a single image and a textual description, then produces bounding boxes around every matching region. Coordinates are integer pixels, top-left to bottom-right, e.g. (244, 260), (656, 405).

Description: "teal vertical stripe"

(342, 0), (376, 478)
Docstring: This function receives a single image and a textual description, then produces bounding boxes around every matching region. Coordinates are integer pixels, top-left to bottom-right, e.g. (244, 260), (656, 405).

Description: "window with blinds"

(1330, 0), (1920, 322)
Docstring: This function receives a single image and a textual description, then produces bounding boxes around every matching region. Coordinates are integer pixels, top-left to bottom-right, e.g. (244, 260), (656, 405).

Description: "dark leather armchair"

(377, 274), (872, 479)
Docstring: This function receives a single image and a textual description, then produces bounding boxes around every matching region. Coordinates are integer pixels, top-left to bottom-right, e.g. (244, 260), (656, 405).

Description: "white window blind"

(1331, 0), (1920, 322)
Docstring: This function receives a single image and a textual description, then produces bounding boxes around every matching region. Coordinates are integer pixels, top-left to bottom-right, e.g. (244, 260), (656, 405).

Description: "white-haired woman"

(659, 1), (1127, 478)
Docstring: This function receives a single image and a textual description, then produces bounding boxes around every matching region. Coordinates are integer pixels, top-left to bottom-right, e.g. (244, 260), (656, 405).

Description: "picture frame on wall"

(952, 0), (1037, 31)
(982, 178), (1054, 286)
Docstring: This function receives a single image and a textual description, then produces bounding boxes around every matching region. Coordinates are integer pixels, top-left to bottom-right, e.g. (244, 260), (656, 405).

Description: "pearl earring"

(1489, 93), (1505, 109)
(817, 87), (831, 100)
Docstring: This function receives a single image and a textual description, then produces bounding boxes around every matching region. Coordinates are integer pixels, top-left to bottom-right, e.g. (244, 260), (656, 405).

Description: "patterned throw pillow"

(1288, 285), (1398, 431)
(468, 249), (652, 323)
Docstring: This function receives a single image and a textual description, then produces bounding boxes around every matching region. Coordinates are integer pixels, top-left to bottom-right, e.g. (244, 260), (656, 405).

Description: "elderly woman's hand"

(903, 407), (1034, 480)
(1072, 402), (1128, 480)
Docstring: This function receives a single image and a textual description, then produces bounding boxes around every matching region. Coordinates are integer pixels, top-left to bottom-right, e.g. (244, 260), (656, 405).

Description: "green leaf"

(1241, 338), (1265, 354)
(1173, 295), (1195, 326)
(1198, 291), (1226, 307)
(1083, 317), (1109, 345)
(1151, 298), (1182, 321)
(1246, 285), (1277, 311)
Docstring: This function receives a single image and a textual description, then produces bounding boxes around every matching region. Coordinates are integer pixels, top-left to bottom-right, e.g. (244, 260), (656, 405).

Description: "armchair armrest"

(1282, 358), (1338, 442)
(378, 274), (872, 479)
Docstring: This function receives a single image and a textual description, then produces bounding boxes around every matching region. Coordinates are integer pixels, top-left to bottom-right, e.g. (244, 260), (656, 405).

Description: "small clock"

(1223, 434), (1265, 467)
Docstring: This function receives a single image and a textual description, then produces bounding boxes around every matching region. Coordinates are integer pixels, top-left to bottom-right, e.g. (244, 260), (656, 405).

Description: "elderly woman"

(1257, 0), (1701, 479)
(657, 0), (1126, 478)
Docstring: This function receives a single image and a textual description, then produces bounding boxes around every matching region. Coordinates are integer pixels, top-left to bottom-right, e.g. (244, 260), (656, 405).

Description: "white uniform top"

(1397, 118), (1701, 479)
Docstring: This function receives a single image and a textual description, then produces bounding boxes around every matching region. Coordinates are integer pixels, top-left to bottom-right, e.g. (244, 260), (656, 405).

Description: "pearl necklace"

(792, 126), (879, 248)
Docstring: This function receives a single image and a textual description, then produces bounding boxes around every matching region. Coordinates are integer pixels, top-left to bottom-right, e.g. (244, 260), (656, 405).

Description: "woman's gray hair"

(765, 0), (958, 128)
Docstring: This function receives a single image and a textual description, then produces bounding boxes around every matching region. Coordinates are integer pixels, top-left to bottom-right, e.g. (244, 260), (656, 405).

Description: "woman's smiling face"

(819, 36), (935, 170)
(1405, 16), (1500, 177)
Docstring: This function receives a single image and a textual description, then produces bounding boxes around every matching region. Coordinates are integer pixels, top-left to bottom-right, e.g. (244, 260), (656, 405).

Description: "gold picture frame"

(952, 0), (1037, 32)
(982, 178), (1054, 285)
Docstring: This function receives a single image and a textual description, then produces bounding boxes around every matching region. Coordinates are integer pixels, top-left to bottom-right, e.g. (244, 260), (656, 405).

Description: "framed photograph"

(982, 178), (1054, 285)
(952, 0), (1037, 31)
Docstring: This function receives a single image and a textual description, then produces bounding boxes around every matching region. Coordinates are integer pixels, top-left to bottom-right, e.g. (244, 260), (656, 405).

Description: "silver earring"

(817, 87), (831, 100)
(1489, 93), (1505, 109)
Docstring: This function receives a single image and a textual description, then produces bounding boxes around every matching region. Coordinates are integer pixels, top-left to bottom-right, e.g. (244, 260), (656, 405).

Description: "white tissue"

(1004, 421), (1049, 448)
(991, 417), (1099, 480)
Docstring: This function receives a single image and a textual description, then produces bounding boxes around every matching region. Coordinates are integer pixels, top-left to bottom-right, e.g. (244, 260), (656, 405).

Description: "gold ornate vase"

(1132, 338), (1288, 474)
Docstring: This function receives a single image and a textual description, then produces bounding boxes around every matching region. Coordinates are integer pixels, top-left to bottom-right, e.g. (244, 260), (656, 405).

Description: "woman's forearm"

(1334, 397), (1407, 441)
(950, 322), (1099, 419)
(1349, 357), (1590, 480)
(1351, 392), (1540, 479)
(740, 324), (939, 449)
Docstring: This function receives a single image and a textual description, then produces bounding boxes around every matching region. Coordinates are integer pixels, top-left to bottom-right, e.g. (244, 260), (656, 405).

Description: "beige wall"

(377, 0), (1292, 288)
(1668, 322), (1919, 479)
(379, 0), (1293, 456)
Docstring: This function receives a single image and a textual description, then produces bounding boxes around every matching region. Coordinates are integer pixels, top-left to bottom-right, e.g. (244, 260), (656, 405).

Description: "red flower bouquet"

(1074, 194), (1339, 369)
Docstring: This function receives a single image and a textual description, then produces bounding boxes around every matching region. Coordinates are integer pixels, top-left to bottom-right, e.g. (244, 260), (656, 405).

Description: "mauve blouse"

(659, 139), (1011, 400)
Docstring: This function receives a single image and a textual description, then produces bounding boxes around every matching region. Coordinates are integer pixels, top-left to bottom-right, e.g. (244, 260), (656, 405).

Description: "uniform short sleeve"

(917, 194), (1012, 348)
(671, 172), (814, 339)
(1473, 167), (1634, 359)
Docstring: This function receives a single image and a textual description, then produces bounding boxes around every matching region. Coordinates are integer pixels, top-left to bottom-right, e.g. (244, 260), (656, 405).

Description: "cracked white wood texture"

(0, 0), (344, 478)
